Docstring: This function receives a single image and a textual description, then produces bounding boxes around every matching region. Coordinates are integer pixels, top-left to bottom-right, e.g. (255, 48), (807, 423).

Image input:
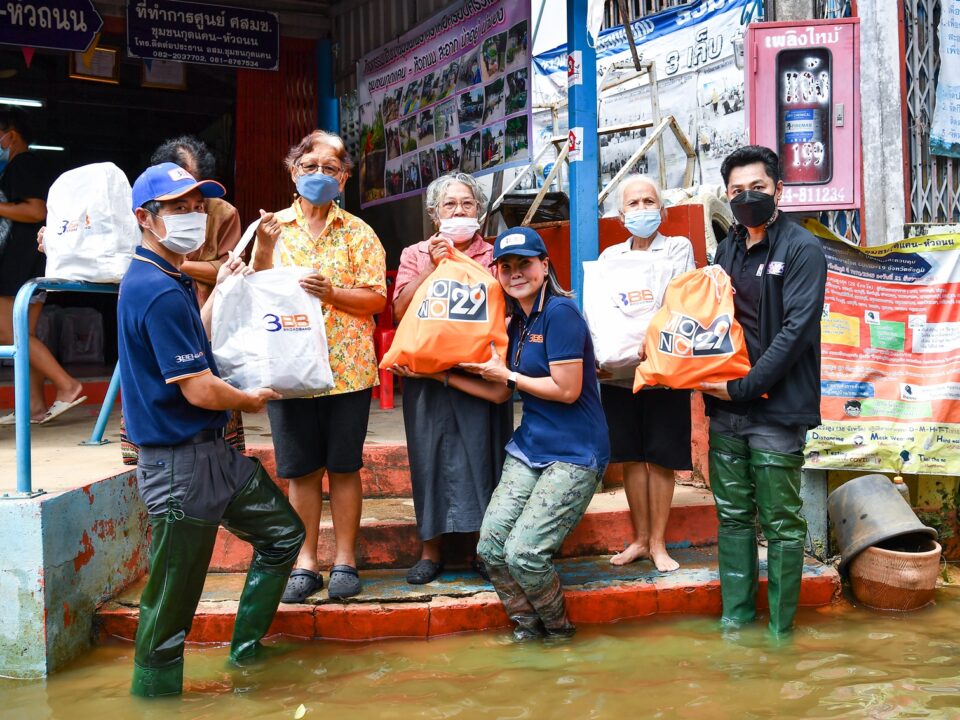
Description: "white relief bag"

(212, 219), (333, 397)
(44, 163), (140, 282)
(583, 254), (676, 378)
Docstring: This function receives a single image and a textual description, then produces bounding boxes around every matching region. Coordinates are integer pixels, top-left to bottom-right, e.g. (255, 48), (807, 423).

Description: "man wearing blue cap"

(120, 163), (305, 697)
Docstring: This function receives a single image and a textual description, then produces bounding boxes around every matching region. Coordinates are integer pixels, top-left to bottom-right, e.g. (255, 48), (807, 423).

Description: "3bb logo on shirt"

(658, 312), (734, 357)
(263, 313), (311, 332)
(416, 279), (488, 322)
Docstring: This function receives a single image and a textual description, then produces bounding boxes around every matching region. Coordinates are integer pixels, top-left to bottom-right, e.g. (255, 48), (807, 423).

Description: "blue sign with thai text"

(0, 0), (103, 52)
(127, 0), (279, 71)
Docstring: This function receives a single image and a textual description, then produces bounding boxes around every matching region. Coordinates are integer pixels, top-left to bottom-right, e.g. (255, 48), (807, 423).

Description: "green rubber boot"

(132, 514), (219, 697)
(221, 462), (306, 664)
(752, 448), (806, 635)
(709, 432), (758, 626)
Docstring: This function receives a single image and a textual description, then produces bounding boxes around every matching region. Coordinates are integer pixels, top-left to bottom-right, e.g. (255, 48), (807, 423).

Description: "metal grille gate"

(904, 0), (960, 224)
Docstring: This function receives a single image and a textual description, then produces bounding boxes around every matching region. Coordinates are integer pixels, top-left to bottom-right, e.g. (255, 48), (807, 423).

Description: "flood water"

(4, 591), (960, 719)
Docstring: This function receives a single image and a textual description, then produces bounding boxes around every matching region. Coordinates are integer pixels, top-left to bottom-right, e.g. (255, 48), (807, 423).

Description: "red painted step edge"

(96, 572), (840, 644)
(206, 500), (719, 573)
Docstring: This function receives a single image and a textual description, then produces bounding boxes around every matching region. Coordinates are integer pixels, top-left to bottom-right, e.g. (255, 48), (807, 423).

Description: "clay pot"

(848, 537), (942, 612)
(828, 473), (937, 572)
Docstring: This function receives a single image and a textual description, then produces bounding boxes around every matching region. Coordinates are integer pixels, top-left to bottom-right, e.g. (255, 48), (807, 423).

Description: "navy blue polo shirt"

(506, 286), (610, 469)
(117, 247), (227, 446)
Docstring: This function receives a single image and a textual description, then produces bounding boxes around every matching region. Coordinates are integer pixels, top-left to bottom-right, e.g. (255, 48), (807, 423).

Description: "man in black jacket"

(700, 145), (826, 635)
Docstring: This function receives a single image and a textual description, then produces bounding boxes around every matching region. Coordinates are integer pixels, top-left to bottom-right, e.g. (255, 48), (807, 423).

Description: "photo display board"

(357, 0), (532, 207)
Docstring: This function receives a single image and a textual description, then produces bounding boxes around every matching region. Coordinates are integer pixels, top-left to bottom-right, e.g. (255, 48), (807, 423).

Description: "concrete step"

(208, 485), (719, 572)
(245, 445), (706, 499)
(96, 548), (841, 643)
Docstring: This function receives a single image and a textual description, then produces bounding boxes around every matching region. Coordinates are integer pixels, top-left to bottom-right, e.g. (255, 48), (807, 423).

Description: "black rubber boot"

(527, 573), (575, 638)
(484, 562), (547, 641)
(709, 432), (758, 626)
(752, 448), (806, 635)
(220, 461), (306, 664)
(131, 514), (219, 697)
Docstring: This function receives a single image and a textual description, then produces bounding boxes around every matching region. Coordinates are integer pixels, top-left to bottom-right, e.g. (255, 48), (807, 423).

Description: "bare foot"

(650, 548), (680, 573)
(610, 543), (649, 566)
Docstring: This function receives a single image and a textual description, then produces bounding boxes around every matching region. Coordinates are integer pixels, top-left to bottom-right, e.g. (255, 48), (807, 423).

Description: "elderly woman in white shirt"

(599, 174), (695, 572)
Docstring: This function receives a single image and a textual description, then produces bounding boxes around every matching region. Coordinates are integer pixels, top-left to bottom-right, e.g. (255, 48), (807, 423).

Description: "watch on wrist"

(506, 371), (518, 390)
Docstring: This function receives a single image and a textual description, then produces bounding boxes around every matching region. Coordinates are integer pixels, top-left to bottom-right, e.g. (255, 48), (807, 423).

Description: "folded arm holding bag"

(634, 265), (751, 392)
(380, 248), (508, 374)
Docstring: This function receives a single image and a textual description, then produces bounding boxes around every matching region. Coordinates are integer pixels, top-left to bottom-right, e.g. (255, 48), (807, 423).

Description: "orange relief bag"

(634, 265), (752, 391)
(380, 248), (508, 374)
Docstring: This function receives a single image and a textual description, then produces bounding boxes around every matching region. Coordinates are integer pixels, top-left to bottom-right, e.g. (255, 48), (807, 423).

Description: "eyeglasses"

(440, 199), (479, 213)
(297, 162), (343, 177)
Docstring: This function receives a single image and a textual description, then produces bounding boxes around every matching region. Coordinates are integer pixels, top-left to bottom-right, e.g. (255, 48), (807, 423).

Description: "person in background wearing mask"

(0, 107), (86, 424)
(253, 130), (386, 603)
(598, 174), (695, 572)
(150, 136), (241, 306)
(700, 145), (826, 635)
(390, 173), (513, 585)
(120, 163), (305, 696)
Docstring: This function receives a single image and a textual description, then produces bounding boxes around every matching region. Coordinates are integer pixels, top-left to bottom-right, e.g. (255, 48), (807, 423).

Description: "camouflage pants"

(478, 455), (601, 631)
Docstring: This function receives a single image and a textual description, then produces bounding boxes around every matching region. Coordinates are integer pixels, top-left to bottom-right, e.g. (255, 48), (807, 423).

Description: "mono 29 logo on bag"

(263, 313), (312, 332)
(417, 279), (488, 322)
(658, 313), (734, 357)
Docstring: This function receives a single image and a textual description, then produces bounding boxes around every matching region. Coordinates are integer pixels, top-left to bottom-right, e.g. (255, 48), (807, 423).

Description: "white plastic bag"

(211, 220), (333, 398)
(44, 162), (139, 282)
(583, 254), (675, 378)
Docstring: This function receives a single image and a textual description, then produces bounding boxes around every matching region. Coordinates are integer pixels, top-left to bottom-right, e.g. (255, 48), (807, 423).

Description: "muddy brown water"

(4, 591), (960, 719)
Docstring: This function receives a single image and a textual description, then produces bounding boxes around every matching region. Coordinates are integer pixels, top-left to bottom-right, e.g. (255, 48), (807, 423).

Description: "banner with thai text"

(357, 0), (531, 208)
(804, 220), (960, 475)
(127, 0), (279, 70)
(531, 0), (761, 207)
(930, 0), (960, 157)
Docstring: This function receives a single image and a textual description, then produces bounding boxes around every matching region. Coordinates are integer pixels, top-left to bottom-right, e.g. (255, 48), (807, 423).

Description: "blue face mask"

(296, 172), (340, 206)
(623, 209), (662, 239)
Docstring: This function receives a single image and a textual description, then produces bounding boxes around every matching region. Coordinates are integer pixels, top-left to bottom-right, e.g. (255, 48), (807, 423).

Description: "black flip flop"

(281, 569), (323, 603)
(328, 564), (362, 599)
(406, 559), (444, 585)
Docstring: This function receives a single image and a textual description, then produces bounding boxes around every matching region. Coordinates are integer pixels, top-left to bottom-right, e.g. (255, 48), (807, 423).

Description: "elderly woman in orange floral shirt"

(252, 130), (386, 602)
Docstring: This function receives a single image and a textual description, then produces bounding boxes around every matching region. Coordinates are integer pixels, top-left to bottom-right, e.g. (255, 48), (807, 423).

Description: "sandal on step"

(406, 559), (444, 585)
(281, 569), (323, 603)
(328, 564), (362, 599)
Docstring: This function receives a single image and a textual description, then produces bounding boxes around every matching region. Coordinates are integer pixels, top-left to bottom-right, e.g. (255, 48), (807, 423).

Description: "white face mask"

(438, 216), (480, 243)
(149, 211), (207, 255)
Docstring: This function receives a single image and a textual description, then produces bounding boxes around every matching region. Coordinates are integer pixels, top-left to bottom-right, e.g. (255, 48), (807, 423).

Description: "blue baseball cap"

(493, 226), (548, 260)
(131, 162), (226, 210)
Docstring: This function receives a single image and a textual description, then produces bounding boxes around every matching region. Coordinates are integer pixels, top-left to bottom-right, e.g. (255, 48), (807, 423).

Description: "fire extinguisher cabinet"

(745, 18), (861, 212)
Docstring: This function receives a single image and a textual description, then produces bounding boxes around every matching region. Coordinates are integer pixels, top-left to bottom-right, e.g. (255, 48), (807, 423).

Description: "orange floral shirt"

(262, 199), (386, 396)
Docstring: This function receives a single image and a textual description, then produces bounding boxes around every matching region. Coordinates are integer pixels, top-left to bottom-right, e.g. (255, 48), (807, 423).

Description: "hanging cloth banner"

(804, 219), (960, 476)
(930, 0), (960, 157)
(532, 0), (761, 194)
(356, 0), (532, 208)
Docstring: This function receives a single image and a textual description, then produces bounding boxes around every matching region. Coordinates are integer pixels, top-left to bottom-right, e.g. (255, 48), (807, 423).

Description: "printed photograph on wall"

(436, 140), (462, 173)
(434, 97), (460, 142)
(482, 121), (506, 169)
(382, 87), (403, 124)
(402, 79), (423, 116)
(505, 115), (528, 161)
(359, 102), (386, 203)
(506, 68), (528, 115)
(385, 157), (404, 197)
(419, 148), (439, 187)
(457, 47), (483, 90)
(483, 77), (506, 123)
(481, 32), (507, 82)
(418, 110), (435, 146)
(399, 116), (419, 154)
(461, 131), (482, 173)
(402, 156), (422, 192)
(458, 88), (485, 132)
(507, 20), (528, 71)
(386, 123), (402, 160)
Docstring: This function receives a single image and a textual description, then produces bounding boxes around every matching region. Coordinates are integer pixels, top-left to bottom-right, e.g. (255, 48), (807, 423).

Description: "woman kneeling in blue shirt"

(453, 226), (610, 640)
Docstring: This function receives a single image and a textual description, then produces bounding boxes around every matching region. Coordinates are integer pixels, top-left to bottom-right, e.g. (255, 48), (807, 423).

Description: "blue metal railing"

(0, 278), (122, 495)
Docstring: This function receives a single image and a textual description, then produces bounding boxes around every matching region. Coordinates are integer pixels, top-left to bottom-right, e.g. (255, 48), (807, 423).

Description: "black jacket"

(706, 214), (827, 428)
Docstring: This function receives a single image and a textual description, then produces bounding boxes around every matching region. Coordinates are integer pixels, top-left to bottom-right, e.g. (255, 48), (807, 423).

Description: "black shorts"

(600, 384), (693, 470)
(0, 237), (45, 297)
(267, 388), (373, 478)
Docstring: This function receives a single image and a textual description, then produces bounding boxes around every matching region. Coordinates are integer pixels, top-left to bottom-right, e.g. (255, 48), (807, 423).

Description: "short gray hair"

(615, 173), (662, 212)
(424, 173), (487, 220)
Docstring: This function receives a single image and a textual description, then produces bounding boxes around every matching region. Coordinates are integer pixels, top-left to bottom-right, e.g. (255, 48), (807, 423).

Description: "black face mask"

(730, 190), (777, 228)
